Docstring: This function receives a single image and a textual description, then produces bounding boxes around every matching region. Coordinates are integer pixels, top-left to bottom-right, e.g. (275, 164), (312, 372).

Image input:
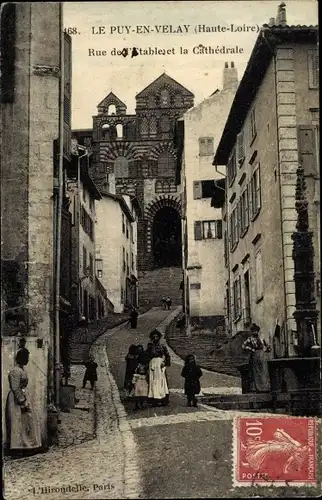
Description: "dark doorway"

(153, 207), (181, 268)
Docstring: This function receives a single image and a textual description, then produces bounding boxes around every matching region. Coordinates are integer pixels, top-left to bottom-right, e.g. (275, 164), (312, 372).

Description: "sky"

(63, 1), (318, 129)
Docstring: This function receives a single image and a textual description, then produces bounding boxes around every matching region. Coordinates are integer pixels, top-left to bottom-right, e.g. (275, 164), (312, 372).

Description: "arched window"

(114, 156), (129, 178)
(140, 116), (149, 137)
(160, 89), (170, 107)
(108, 104), (116, 115)
(160, 115), (170, 133)
(157, 152), (175, 177)
(174, 94), (183, 107)
(149, 116), (157, 136)
(116, 124), (123, 139)
(109, 125), (117, 141)
(148, 94), (156, 107)
(101, 123), (110, 139)
(155, 180), (163, 193)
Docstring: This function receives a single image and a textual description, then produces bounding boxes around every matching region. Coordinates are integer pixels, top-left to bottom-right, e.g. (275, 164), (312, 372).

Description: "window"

(149, 116), (157, 136)
(126, 220), (129, 239)
(255, 250), (263, 301)
(122, 247), (126, 272)
(250, 164), (261, 219)
(131, 252), (134, 270)
(155, 179), (177, 193)
(160, 88), (170, 107)
(131, 225), (134, 243)
(243, 270), (251, 325)
(102, 123), (110, 139)
(250, 107), (257, 142)
(89, 197), (94, 212)
(199, 137), (214, 156)
(229, 207), (239, 250)
(233, 276), (242, 320)
(240, 188), (249, 235)
(298, 125), (317, 175)
(308, 50), (319, 89)
(126, 252), (129, 275)
(116, 123), (123, 139)
(80, 205), (94, 240)
(160, 115), (171, 133)
(107, 104), (116, 115)
(83, 187), (87, 202)
(89, 253), (94, 280)
(157, 152), (175, 177)
(224, 230), (228, 267)
(114, 156), (128, 178)
(1, 3), (16, 103)
(97, 270), (103, 278)
(122, 213), (125, 233)
(193, 180), (217, 199)
(202, 220), (223, 239)
(83, 246), (87, 274)
(227, 148), (236, 187)
(236, 131), (245, 165)
(140, 116), (149, 136)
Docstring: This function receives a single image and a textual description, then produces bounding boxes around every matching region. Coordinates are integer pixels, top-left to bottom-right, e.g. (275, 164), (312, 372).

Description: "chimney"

(223, 61), (238, 91)
(276, 2), (287, 26)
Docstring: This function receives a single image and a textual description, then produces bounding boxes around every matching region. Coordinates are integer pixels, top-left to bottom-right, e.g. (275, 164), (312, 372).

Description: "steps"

(138, 267), (183, 308)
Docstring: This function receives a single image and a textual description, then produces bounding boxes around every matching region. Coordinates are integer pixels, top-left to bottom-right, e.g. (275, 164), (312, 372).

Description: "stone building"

(213, 5), (320, 344)
(95, 191), (141, 313)
(177, 63), (238, 333)
(72, 73), (194, 307)
(1, 3), (68, 446)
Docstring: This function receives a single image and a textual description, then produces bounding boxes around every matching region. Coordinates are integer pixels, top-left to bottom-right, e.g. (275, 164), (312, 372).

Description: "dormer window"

(107, 104), (116, 115)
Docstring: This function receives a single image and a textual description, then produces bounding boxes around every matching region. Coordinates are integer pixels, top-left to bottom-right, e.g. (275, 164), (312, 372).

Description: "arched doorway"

(152, 206), (181, 268)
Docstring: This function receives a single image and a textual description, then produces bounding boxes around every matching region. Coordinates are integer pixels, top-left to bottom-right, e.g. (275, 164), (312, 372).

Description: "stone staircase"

(138, 267), (183, 308)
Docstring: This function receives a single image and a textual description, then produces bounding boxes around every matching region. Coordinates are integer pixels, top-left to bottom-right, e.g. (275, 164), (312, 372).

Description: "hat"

(250, 323), (260, 332)
(149, 329), (162, 340)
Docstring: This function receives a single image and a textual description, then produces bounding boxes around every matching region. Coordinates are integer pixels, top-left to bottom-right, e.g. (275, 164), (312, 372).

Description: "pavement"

(4, 307), (320, 500)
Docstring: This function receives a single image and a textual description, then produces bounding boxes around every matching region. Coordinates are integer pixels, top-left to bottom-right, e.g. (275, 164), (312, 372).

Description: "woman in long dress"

(146, 330), (171, 406)
(242, 323), (271, 393)
(6, 348), (42, 456)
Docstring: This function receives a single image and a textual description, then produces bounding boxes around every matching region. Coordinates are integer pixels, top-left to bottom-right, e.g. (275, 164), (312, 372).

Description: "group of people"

(161, 296), (172, 310)
(124, 331), (204, 410)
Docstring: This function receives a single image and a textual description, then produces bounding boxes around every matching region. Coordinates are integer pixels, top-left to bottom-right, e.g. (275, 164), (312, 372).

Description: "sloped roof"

(136, 73), (194, 98)
(213, 24), (318, 165)
(97, 92), (126, 109)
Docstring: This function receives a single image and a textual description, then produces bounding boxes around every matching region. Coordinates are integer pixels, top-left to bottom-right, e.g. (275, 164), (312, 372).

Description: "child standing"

(181, 354), (203, 407)
(83, 354), (98, 390)
(124, 345), (139, 395)
(131, 363), (149, 410)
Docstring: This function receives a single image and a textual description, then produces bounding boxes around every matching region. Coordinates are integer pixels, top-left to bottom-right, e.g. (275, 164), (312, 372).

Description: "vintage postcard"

(1, 1), (320, 499)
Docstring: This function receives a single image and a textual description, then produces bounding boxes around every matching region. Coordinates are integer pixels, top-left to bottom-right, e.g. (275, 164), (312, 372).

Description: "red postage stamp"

(233, 416), (318, 486)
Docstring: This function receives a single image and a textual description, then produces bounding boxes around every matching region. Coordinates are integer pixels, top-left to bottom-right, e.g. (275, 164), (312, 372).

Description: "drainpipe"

(54, 5), (64, 408)
(262, 30), (290, 355)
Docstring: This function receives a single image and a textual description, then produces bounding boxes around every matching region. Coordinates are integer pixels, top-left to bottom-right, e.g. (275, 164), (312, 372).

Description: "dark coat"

(124, 354), (139, 389)
(84, 361), (98, 381)
(181, 364), (203, 395)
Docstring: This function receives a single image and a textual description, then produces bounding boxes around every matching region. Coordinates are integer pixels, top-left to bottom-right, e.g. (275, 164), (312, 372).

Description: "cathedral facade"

(73, 73), (194, 272)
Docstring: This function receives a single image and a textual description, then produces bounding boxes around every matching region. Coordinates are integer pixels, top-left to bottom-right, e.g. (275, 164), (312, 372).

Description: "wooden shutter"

(236, 131), (245, 164)
(248, 183), (253, 220)
(216, 220), (223, 239)
(308, 50), (319, 88)
(298, 125), (316, 175)
(194, 221), (202, 240)
(193, 181), (202, 199)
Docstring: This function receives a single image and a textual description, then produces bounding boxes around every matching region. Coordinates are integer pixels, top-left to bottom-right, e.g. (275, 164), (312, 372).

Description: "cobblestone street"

(4, 308), (319, 499)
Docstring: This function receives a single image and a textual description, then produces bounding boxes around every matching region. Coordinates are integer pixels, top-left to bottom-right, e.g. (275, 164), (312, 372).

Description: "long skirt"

(6, 390), (41, 450)
(249, 350), (271, 393)
(148, 357), (169, 402)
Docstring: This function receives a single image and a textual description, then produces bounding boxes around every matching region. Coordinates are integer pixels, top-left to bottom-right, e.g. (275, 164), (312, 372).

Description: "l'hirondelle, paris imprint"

(1, 1), (320, 500)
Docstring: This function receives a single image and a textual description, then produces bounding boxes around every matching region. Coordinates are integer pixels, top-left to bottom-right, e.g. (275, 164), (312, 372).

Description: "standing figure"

(242, 323), (271, 393)
(146, 330), (171, 406)
(83, 354), (98, 390)
(131, 363), (149, 411)
(161, 297), (167, 310)
(124, 345), (139, 394)
(6, 348), (42, 456)
(130, 307), (139, 329)
(181, 354), (203, 407)
(165, 297), (172, 310)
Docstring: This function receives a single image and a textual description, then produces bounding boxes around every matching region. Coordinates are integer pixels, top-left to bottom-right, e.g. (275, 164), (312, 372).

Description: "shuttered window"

(236, 131), (245, 165)
(298, 125), (317, 175)
(201, 220), (223, 239)
(250, 107), (257, 142)
(199, 137), (214, 156)
(255, 250), (263, 300)
(250, 164), (261, 218)
(308, 49), (319, 89)
(194, 221), (202, 240)
(227, 149), (237, 187)
(233, 276), (242, 320)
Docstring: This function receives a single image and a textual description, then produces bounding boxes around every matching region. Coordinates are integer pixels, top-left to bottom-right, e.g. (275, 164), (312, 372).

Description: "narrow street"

(4, 309), (314, 499)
